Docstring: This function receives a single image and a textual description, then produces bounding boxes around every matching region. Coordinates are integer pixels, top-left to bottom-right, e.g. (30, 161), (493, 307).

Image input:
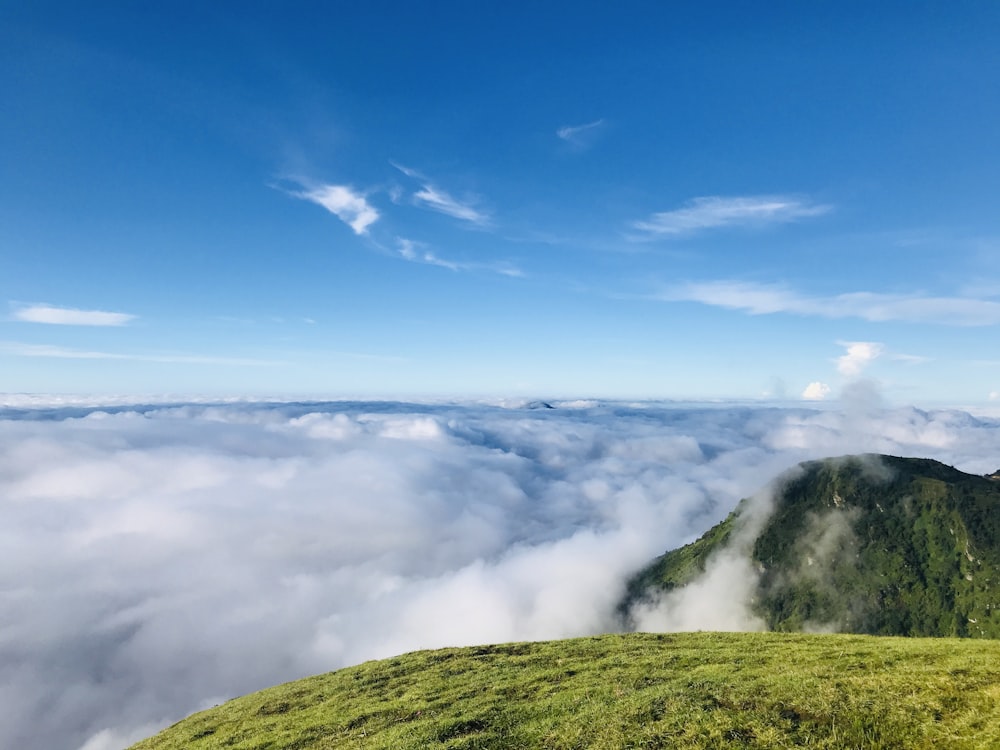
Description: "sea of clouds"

(2, 394), (1000, 750)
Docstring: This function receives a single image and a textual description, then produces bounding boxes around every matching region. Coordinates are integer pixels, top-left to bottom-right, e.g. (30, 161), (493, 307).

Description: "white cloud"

(801, 382), (831, 400)
(889, 352), (930, 366)
(397, 236), (462, 271)
(631, 479), (779, 633)
(392, 163), (491, 227)
(631, 548), (767, 632)
(663, 280), (1000, 326)
(5, 401), (1000, 749)
(413, 185), (490, 225)
(296, 184), (379, 235)
(836, 341), (884, 377)
(556, 118), (605, 149)
(395, 238), (523, 277)
(0, 341), (282, 366)
(12, 304), (135, 326)
(633, 196), (830, 236)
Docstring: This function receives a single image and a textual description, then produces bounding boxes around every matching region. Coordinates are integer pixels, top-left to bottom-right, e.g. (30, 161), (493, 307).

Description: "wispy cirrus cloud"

(295, 183), (379, 235)
(0, 341), (283, 366)
(556, 118), (605, 149)
(414, 185), (490, 225)
(396, 238), (523, 277)
(633, 195), (831, 237)
(397, 237), (461, 270)
(661, 280), (1000, 326)
(12, 304), (135, 326)
(392, 163), (491, 227)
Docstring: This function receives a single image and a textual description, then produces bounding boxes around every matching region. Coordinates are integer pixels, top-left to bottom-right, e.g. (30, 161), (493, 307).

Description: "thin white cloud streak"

(295, 184), (379, 235)
(0, 342), (283, 366)
(392, 162), (491, 227)
(396, 238), (523, 277)
(556, 118), (605, 148)
(398, 237), (454, 268)
(836, 341), (884, 377)
(662, 280), (1000, 326)
(12, 304), (135, 326)
(414, 185), (490, 225)
(4, 401), (1000, 749)
(889, 353), (930, 366)
(633, 196), (831, 236)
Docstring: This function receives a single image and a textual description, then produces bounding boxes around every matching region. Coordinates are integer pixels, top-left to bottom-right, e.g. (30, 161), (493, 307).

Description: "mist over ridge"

(626, 453), (1000, 637)
(3, 399), (1000, 750)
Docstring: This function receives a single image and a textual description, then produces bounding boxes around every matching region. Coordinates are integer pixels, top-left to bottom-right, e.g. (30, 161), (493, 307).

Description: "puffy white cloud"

(2, 400), (1000, 749)
(11, 304), (135, 326)
(836, 341), (884, 376)
(801, 381), (831, 400)
(633, 196), (830, 236)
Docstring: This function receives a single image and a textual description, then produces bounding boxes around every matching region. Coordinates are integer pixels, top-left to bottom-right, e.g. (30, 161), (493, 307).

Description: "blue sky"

(2, 1), (1000, 402)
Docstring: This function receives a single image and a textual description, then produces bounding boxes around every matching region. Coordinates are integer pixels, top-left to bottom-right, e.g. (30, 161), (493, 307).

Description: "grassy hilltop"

(131, 632), (1000, 749)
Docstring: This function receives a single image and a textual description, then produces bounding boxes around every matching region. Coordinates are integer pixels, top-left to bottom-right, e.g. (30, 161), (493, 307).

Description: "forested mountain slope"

(625, 455), (1000, 637)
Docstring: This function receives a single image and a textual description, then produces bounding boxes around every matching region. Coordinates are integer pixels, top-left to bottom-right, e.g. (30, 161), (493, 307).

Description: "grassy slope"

(131, 632), (1000, 750)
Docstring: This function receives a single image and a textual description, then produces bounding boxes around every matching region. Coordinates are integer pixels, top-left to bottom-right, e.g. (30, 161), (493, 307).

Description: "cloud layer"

(3, 400), (1000, 750)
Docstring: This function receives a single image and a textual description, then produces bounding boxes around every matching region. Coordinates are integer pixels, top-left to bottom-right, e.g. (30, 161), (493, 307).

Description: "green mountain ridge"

(624, 454), (1000, 638)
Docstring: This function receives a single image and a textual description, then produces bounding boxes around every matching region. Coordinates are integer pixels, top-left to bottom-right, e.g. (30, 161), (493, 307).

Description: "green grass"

(131, 632), (1000, 749)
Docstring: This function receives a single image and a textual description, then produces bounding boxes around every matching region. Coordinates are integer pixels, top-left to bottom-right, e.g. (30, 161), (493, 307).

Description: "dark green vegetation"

(131, 632), (1000, 749)
(627, 455), (1000, 637)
